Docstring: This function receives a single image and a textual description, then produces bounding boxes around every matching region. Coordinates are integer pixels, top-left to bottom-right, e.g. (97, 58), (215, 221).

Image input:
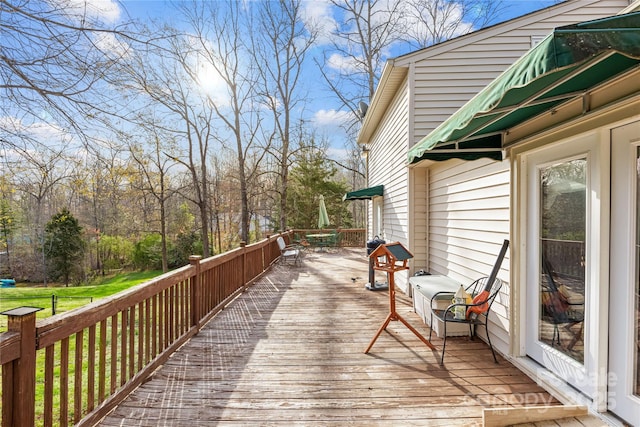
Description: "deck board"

(97, 248), (576, 426)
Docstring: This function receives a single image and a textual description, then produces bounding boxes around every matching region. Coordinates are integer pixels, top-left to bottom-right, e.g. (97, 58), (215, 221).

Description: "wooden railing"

(0, 234), (285, 427)
(290, 228), (366, 248)
(541, 238), (585, 280)
(0, 229), (365, 427)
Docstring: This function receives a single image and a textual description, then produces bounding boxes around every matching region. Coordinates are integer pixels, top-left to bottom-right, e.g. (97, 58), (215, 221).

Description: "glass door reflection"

(539, 158), (586, 363)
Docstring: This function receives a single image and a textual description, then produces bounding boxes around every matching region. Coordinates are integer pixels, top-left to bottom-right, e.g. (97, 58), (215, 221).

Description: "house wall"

(400, 0), (628, 273)
(367, 78), (412, 293)
(367, 79), (409, 246)
(362, 0), (630, 303)
(426, 158), (511, 352)
(398, 0), (629, 349)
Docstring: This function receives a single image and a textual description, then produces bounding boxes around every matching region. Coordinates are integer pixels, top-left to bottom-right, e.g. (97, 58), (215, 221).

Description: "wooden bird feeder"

(369, 242), (413, 273)
(365, 242), (435, 354)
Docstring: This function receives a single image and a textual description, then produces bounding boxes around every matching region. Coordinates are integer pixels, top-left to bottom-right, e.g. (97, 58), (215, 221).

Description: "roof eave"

(356, 60), (408, 145)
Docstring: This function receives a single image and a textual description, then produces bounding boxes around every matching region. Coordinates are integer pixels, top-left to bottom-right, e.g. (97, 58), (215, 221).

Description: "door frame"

(512, 128), (611, 411)
(608, 120), (640, 425)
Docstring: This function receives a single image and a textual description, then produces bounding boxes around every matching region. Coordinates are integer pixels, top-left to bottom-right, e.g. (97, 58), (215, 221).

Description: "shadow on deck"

(96, 248), (596, 426)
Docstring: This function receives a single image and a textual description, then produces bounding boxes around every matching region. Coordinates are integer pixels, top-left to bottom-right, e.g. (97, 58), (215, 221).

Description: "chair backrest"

(541, 259), (571, 322)
(466, 277), (496, 296)
(276, 236), (286, 251)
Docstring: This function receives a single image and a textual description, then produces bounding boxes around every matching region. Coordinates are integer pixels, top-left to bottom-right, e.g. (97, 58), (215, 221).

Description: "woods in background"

(1, 0), (502, 283)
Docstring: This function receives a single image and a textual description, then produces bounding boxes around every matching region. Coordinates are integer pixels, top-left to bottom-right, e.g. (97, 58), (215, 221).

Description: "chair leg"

(429, 312), (433, 341)
(440, 320), (447, 365)
(484, 319), (498, 364)
(552, 325), (560, 346)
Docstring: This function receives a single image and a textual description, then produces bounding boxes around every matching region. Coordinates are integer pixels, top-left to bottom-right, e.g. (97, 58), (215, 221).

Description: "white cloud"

(83, 0), (121, 23)
(93, 31), (131, 58)
(327, 145), (350, 161)
(301, 0), (337, 45)
(313, 109), (353, 128)
(326, 53), (362, 74)
(0, 115), (78, 160)
(311, 109), (355, 153)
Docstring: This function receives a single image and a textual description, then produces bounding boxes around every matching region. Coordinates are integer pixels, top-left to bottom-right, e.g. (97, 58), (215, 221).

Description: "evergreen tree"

(287, 147), (353, 229)
(44, 208), (85, 286)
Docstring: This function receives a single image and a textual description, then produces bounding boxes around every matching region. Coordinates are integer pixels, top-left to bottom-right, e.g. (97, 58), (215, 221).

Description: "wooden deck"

(96, 248), (594, 426)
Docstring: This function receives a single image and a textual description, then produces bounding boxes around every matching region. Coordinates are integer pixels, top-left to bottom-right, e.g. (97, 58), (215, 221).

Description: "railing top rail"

(0, 330), (20, 364)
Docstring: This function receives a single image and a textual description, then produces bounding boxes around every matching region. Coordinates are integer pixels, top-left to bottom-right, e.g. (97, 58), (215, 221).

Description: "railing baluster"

(60, 337), (69, 427)
(137, 301), (144, 371)
(99, 319), (107, 403)
(110, 314), (118, 394)
(169, 286), (175, 344)
(88, 324), (96, 412)
(120, 310), (127, 386)
(163, 288), (169, 350)
(152, 294), (158, 358)
(128, 306), (135, 380)
(44, 344), (54, 427)
(74, 330), (84, 424)
(145, 298), (151, 364)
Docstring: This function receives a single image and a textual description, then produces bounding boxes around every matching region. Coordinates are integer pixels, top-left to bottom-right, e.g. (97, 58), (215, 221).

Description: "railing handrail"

(34, 264), (193, 350)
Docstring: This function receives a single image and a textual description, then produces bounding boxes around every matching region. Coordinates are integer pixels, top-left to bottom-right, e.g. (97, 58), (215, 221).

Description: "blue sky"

(65, 0), (562, 156)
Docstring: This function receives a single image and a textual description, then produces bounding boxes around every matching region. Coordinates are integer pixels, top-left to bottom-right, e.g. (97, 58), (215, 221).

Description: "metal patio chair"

(429, 276), (503, 365)
(541, 259), (584, 350)
(277, 236), (302, 265)
(428, 239), (509, 364)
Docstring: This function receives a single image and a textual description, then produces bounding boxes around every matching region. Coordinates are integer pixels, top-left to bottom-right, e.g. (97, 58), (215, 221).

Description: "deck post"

(189, 256), (202, 327)
(265, 234), (271, 270)
(1, 306), (42, 427)
(240, 242), (247, 288)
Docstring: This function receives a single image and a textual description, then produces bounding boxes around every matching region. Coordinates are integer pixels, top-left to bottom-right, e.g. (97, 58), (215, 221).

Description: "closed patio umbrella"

(318, 195), (330, 229)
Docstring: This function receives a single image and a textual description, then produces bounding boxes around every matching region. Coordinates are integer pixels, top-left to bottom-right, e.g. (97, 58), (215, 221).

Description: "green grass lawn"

(1, 270), (163, 425)
(0, 270), (162, 332)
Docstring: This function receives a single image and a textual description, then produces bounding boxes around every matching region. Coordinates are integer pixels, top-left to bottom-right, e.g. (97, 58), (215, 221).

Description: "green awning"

(342, 185), (384, 201)
(408, 11), (640, 164)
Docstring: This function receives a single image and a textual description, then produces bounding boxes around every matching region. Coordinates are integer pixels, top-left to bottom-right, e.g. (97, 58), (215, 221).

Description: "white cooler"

(410, 275), (470, 337)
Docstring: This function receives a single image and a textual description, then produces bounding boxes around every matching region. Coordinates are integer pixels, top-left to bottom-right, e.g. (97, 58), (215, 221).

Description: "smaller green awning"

(408, 11), (640, 164)
(343, 185), (384, 201)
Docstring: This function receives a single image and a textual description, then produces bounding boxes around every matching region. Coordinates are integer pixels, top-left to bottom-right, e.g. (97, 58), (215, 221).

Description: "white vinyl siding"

(409, 167), (428, 270)
(368, 78), (409, 244)
(428, 158), (511, 353)
(367, 80), (412, 293)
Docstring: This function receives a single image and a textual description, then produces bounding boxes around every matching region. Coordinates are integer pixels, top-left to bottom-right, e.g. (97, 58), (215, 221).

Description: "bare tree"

(10, 144), (73, 284)
(117, 27), (217, 258)
(0, 0), (143, 148)
(317, 0), (503, 133)
(251, 0), (317, 231)
(403, 0), (505, 48)
(178, 0), (269, 244)
(128, 122), (178, 272)
(316, 0), (405, 121)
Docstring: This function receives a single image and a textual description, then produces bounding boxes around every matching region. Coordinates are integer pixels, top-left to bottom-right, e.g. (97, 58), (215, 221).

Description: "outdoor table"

(306, 233), (335, 250)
